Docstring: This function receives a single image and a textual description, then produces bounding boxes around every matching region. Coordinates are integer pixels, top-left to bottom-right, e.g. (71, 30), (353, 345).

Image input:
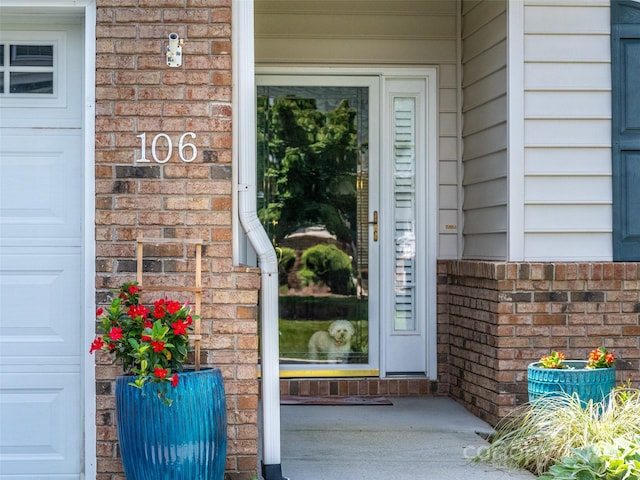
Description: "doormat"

(280, 395), (393, 406)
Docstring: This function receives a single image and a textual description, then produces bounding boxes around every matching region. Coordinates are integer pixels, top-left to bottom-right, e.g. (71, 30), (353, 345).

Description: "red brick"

(137, 181), (185, 195)
(114, 8), (163, 22)
(138, 212), (185, 225)
(139, 0), (185, 7)
(115, 102), (165, 116)
(625, 263), (639, 280)
(568, 314), (603, 325)
(138, 86), (186, 100)
(114, 39), (159, 55)
(162, 9), (210, 23)
(138, 117), (187, 131)
(99, 0), (136, 6)
(114, 71), (162, 85)
(213, 41), (232, 55)
(96, 40), (115, 55)
(97, 25), (137, 38)
(114, 196), (162, 210)
(129, 56), (165, 72)
(96, 211), (137, 226)
(164, 164), (212, 179)
(604, 314), (638, 325)
(517, 303), (550, 314)
(165, 197), (210, 210)
(188, 23), (231, 38)
(96, 117), (135, 132)
(533, 315), (566, 325)
(623, 326), (640, 336)
(96, 54), (135, 70)
(163, 102), (210, 116)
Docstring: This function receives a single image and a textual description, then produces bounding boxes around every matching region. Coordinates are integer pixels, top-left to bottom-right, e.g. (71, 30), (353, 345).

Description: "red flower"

(606, 352), (615, 364)
(172, 319), (187, 335)
(128, 304), (149, 318)
(89, 337), (105, 353)
(89, 282), (197, 405)
(152, 301), (166, 319)
(108, 327), (123, 341)
(166, 300), (182, 314)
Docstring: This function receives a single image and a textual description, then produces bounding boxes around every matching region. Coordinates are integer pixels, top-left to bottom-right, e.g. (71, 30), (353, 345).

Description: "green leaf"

(152, 320), (170, 339)
(131, 376), (147, 389)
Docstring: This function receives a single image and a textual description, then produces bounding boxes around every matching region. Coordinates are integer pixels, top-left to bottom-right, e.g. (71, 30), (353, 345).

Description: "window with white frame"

(0, 43), (55, 96)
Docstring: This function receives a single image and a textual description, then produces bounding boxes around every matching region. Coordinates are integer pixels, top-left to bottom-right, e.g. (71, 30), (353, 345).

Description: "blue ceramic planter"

(527, 361), (616, 405)
(116, 368), (227, 480)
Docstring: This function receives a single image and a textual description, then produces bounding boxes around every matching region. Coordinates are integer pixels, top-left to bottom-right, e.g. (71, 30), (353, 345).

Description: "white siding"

(461, 0), (508, 260)
(522, 0), (612, 261)
(255, 0), (460, 259)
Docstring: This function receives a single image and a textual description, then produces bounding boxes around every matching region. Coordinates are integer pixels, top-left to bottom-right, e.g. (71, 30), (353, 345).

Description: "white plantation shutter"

(383, 73), (434, 375)
(393, 97), (416, 331)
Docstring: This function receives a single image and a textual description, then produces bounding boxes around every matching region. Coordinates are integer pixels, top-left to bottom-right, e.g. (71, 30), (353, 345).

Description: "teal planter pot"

(116, 368), (227, 480)
(527, 361), (616, 405)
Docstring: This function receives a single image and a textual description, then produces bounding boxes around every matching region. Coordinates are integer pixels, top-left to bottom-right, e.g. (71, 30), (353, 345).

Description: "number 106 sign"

(135, 132), (198, 163)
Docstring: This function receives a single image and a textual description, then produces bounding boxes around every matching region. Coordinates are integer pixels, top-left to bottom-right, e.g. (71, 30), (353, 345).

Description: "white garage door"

(0, 16), (85, 480)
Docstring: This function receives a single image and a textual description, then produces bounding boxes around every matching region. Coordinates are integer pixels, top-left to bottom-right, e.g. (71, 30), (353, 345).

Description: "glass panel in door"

(257, 83), (373, 370)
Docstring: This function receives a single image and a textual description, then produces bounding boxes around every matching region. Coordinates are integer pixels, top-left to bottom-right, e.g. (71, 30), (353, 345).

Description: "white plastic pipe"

(232, 1), (285, 478)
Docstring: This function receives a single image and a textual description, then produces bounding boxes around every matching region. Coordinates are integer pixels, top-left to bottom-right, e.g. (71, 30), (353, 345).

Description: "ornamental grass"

(475, 387), (640, 476)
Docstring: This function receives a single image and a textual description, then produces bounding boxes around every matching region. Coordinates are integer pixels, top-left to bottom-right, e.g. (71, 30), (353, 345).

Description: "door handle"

(368, 210), (378, 242)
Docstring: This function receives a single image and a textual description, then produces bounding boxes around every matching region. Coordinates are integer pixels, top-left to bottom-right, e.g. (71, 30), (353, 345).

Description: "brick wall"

(437, 260), (451, 394)
(444, 260), (640, 426)
(94, 1), (260, 479)
(278, 378), (438, 397)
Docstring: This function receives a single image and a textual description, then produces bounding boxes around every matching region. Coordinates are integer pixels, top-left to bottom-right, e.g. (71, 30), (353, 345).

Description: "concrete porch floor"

(275, 397), (536, 480)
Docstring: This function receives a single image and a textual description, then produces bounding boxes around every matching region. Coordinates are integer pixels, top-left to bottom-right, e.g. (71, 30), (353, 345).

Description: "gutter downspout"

(232, 1), (287, 479)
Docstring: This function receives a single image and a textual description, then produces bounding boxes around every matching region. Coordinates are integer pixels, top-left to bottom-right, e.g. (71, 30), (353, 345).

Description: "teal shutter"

(612, 1), (640, 260)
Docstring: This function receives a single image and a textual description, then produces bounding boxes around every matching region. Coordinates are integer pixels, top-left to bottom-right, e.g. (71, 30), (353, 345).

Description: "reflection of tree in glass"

(300, 244), (355, 296)
(257, 96), (360, 244)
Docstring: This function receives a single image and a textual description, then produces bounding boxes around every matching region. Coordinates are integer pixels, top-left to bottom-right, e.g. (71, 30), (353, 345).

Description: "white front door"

(0, 15), (85, 479)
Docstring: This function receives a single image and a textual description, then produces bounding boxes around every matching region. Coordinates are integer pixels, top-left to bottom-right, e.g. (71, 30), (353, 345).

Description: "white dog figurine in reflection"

(308, 320), (355, 363)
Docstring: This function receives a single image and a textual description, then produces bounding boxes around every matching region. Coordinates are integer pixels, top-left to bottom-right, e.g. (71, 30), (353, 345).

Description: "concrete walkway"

(278, 397), (536, 480)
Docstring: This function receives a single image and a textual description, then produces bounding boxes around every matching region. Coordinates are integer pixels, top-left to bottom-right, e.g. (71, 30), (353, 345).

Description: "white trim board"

(507, 0), (525, 262)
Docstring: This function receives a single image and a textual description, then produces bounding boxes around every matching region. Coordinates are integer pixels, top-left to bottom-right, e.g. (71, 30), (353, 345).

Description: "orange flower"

(539, 351), (566, 369)
(586, 347), (615, 369)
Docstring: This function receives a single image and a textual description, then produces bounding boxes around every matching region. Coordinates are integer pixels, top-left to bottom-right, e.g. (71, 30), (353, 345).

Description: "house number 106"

(135, 132), (198, 163)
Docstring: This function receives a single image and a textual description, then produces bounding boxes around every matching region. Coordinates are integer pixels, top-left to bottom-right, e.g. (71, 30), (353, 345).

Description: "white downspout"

(232, 1), (287, 479)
